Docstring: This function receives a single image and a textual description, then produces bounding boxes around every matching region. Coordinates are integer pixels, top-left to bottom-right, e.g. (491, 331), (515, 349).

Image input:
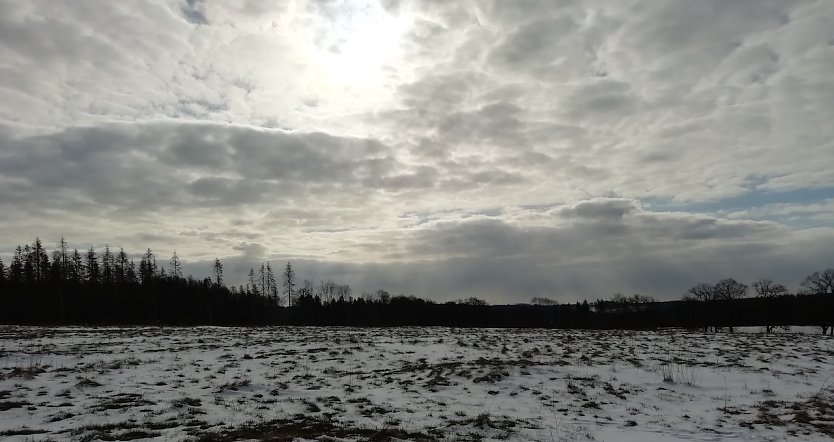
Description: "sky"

(1, 0), (833, 303)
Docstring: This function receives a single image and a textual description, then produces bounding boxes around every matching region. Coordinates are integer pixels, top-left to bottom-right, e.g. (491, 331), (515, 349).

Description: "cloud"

(0, 122), (414, 212)
(559, 198), (638, 220)
(232, 242), (269, 261)
(181, 205), (831, 303)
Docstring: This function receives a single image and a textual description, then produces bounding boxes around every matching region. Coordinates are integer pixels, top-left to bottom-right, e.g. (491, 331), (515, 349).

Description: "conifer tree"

(139, 248), (156, 284)
(70, 249), (83, 283)
(102, 245), (115, 284)
(126, 260), (138, 283)
(116, 248), (129, 283)
(33, 238), (47, 281)
(10, 245), (24, 283)
(213, 258), (223, 287)
(283, 262), (296, 307)
(170, 250), (182, 279)
(259, 263), (266, 296)
(266, 262), (278, 303)
(57, 237), (69, 281)
(248, 268), (258, 296)
(23, 244), (34, 283)
(86, 246), (100, 285)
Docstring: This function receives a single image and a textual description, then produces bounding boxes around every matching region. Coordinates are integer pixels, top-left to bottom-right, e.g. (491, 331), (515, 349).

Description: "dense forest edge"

(0, 237), (832, 333)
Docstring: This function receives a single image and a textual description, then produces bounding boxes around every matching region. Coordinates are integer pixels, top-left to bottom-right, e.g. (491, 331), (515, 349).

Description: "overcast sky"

(1, 0), (833, 302)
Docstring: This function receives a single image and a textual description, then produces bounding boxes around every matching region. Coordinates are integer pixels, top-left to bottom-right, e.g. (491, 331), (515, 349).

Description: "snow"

(0, 326), (832, 441)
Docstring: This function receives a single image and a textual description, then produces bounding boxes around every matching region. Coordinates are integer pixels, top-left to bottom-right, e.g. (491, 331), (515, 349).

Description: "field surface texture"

(0, 326), (832, 441)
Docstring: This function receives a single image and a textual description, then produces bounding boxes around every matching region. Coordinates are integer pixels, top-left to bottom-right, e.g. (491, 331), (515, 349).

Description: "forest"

(0, 237), (832, 332)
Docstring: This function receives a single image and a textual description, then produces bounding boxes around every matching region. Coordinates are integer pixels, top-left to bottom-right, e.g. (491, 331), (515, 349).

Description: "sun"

(311, 0), (408, 90)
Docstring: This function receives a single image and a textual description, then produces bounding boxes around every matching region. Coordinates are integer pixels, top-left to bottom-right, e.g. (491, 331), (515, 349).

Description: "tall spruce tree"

(213, 258), (223, 287)
(102, 245), (115, 284)
(32, 238), (48, 281)
(248, 268), (258, 296)
(86, 246), (100, 285)
(139, 248), (156, 284)
(169, 250), (182, 279)
(266, 262), (278, 303)
(10, 245), (24, 284)
(283, 262), (296, 307)
(57, 237), (69, 281)
(116, 248), (129, 283)
(70, 249), (83, 283)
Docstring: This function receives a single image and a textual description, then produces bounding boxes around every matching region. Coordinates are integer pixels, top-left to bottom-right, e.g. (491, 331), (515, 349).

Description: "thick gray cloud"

(182, 199), (833, 303)
(0, 123), (402, 211)
(0, 0), (832, 302)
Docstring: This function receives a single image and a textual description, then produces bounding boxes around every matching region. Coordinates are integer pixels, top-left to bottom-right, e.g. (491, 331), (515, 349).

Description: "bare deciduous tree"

(752, 278), (789, 333)
(800, 269), (834, 335)
(531, 297), (559, 306)
(713, 278), (747, 333)
(714, 278), (748, 301)
(752, 279), (788, 299)
(686, 282), (716, 302)
(800, 269), (834, 296)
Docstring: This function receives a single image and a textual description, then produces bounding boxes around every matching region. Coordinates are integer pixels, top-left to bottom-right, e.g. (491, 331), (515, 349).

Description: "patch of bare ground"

(743, 388), (834, 437)
(196, 415), (436, 441)
(0, 400), (31, 411)
(0, 426), (48, 436)
(71, 422), (166, 441)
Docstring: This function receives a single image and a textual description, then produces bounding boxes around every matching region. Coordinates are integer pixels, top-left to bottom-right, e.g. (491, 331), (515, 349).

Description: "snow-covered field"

(1, 326), (832, 441)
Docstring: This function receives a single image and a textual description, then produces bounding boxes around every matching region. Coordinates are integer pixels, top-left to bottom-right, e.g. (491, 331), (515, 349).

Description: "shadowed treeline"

(0, 238), (831, 332)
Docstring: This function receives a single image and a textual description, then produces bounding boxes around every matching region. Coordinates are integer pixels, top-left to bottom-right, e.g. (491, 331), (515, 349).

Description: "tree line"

(680, 274), (834, 334)
(0, 237), (831, 332)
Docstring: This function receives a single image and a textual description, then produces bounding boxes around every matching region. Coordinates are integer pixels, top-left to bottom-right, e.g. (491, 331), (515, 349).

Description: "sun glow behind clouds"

(311, 0), (408, 92)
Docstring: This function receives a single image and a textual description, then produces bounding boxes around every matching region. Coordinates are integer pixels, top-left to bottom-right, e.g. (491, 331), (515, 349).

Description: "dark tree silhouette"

(714, 278), (748, 300)
(169, 251), (182, 279)
(32, 238), (48, 281)
(457, 297), (488, 306)
(800, 269), (834, 335)
(86, 246), (101, 285)
(752, 279), (788, 298)
(57, 237), (69, 281)
(213, 258), (224, 287)
(266, 262), (278, 303)
(258, 263), (266, 297)
(102, 245), (115, 284)
(317, 280), (336, 304)
(376, 289), (391, 304)
(685, 282), (716, 332)
(248, 268), (258, 296)
(10, 246), (24, 284)
(283, 262), (296, 307)
(752, 278), (790, 333)
(298, 279), (314, 299)
(531, 297), (559, 306)
(713, 278), (748, 332)
(70, 249), (83, 283)
(801, 269), (834, 295)
(116, 248), (129, 283)
(1, 236), (832, 330)
(140, 248), (157, 284)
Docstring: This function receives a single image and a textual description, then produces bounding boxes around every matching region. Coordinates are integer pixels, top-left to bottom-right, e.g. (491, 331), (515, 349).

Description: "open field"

(1, 326), (832, 441)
